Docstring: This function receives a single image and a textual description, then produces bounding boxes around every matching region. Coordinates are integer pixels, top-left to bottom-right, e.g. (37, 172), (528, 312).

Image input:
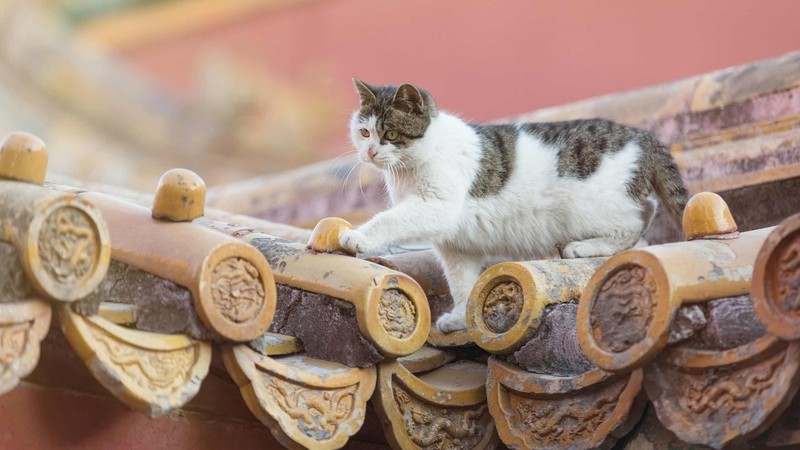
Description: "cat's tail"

(651, 144), (689, 228)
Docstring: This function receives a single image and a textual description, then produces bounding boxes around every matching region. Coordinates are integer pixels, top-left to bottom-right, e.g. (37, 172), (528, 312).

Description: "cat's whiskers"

(329, 150), (357, 171)
(390, 161), (402, 182)
(330, 150), (360, 194)
(356, 164), (368, 200)
(396, 159), (409, 174)
(340, 161), (361, 195)
(388, 159), (409, 184)
(384, 162), (394, 185)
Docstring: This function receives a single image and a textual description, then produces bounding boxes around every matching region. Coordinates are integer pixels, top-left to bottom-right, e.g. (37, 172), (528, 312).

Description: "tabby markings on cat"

(342, 78), (688, 333)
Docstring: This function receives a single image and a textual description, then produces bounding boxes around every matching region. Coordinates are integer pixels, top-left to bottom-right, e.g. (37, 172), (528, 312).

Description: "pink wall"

(122, 0), (800, 123)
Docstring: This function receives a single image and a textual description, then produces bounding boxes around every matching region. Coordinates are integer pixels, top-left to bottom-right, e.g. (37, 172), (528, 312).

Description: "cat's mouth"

(361, 152), (400, 171)
(364, 156), (388, 170)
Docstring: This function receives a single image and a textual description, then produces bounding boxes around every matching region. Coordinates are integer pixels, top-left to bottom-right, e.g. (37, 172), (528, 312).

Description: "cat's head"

(349, 78), (437, 170)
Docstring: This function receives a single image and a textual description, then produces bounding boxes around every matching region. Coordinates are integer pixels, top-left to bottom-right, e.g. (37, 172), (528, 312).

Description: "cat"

(340, 78), (688, 333)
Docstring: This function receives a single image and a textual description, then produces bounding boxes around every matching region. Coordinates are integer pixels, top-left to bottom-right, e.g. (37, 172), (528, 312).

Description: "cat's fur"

(341, 78), (688, 333)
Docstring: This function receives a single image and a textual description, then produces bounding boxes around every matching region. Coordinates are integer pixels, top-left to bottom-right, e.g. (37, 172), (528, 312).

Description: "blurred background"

(1, 0), (798, 192)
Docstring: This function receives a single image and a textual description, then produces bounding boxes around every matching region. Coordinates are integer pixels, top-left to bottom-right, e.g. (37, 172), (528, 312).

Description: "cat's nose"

(367, 148), (378, 159)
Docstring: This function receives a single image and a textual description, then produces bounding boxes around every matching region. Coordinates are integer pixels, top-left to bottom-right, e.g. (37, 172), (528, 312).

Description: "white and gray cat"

(340, 78), (688, 333)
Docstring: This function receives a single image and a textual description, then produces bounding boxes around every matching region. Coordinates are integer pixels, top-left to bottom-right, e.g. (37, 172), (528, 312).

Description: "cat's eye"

(385, 130), (398, 141)
(360, 128), (370, 138)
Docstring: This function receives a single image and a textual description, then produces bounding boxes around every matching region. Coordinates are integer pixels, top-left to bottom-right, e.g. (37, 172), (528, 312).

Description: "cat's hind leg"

(435, 249), (484, 333)
(563, 199), (653, 258)
(563, 228), (643, 258)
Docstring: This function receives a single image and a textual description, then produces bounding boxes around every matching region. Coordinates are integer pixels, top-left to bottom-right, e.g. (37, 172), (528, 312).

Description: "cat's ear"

(353, 77), (377, 105)
(392, 83), (425, 114)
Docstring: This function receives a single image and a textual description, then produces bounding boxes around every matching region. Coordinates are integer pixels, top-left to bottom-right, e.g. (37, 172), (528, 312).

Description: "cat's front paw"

(436, 311), (467, 333)
(339, 230), (377, 254)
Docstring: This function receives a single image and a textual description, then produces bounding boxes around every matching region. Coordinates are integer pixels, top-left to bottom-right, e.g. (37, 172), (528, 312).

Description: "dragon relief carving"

(591, 265), (657, 353)
(679, 351), (784, 416)
(0, 322), (29, 367)
(393, 383), (490, 449)
(0, 321), (40, 394)
(483, 281), (523, 333)
(211, 257), (265, 324)
(265, 375), (357, 441)
(379, 289), (416, 339)
(37, 207), (97, 284)
(776, 240), (800, 316)
(87, 322), (197, 391)
(508, 377), (626, 447)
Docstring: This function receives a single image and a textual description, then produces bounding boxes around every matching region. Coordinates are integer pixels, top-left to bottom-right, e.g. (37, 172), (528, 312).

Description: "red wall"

(122, 0), (800, 122)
